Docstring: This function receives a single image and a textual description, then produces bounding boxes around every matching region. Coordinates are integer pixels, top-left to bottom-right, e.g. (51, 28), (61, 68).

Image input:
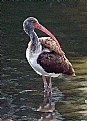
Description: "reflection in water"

(36, 86), (62, 121)
(37, 92), (55, 120)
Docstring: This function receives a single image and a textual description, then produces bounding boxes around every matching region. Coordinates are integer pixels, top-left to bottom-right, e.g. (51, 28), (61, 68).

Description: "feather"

(39, 37), (65, 56)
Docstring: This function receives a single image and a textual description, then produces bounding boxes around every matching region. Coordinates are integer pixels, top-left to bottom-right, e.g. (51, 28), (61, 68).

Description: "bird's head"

(23, 17), (59, 46)
(23, 17), (39, 35)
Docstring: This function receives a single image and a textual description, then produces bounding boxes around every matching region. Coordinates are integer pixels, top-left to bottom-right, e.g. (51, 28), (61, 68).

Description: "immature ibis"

(23, 17), (75, 94)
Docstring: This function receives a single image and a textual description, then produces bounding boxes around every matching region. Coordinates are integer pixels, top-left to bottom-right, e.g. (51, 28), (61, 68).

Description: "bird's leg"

(48, 76), (52, 97)
(42, 75), (48, 108)
(48, 76), (52, 110)
(42, 75), (48, 93)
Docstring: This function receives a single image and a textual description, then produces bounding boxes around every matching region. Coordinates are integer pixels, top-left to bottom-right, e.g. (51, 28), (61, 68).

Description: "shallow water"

(1, 1), (87, 121)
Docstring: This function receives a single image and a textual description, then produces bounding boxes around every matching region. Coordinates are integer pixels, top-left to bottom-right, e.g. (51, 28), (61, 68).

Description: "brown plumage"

(38, 37), (75, 76)
(39, 37), (65, 56)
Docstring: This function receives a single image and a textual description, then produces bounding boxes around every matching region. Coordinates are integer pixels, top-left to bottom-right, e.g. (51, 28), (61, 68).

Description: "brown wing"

(39, 37), (65, 56)
(37, 51), (75, 76)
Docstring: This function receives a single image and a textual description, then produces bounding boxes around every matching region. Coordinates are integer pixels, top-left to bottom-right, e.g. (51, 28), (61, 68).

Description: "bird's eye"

(33, 20), (36, 23)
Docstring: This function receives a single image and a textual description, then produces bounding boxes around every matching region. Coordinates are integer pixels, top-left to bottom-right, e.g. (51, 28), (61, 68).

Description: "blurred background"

(1, 0), (87, 121)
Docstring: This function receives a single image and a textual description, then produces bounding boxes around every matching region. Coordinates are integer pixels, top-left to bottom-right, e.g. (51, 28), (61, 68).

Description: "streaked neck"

(30, 31), (39, 53)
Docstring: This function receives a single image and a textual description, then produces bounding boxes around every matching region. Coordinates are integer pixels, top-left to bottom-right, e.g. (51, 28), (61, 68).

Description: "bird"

(23, 17), (75, 94)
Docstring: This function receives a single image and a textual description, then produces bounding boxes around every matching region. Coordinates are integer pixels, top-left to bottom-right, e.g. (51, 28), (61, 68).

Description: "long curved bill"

(34, 23), (60, 48)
